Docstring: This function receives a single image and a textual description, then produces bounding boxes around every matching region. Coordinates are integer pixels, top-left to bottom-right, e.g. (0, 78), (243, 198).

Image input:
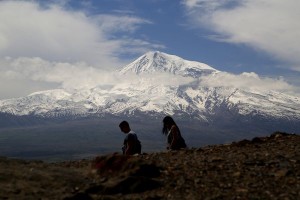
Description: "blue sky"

(0, 0), (299, 99)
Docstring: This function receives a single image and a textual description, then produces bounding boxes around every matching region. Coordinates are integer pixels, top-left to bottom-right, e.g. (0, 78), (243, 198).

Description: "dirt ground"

(0, 132), (299, 199)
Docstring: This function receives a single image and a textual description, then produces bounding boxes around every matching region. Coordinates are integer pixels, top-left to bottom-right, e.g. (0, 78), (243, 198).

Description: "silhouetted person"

(162, 116), (187, 150)
(119, 121), (141, 155)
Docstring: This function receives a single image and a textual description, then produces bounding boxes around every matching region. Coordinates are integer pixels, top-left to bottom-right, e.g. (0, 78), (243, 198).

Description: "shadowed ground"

(0, 132), (299, 199)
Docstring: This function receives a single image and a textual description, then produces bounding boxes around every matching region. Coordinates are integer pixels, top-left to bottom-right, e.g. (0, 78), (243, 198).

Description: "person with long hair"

(162, 116), (187, 150)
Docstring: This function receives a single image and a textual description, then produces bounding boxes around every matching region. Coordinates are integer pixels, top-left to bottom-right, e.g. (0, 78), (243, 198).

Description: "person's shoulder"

(127, 131), (136, 140)
(128, 131), (136, 136)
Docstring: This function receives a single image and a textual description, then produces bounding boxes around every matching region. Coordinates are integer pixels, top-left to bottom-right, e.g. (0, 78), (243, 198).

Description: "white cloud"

(0, 0), (164, 99)
(119, 72), (194, 88)
(1, 55), (298, 102)
(95, 14), (152, 34)
(182, 0), (300, 71)
(0, 57), (119, 90)
(0, 1), (162, 67)
(199, 71), (298, 95)
(0, 56), (194, 98)
(0, 73), (59, 100)
(0, 1), (111, 67)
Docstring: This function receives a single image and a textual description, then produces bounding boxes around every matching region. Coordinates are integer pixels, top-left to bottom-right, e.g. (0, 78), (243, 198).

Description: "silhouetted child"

(119, 121), (142, 155)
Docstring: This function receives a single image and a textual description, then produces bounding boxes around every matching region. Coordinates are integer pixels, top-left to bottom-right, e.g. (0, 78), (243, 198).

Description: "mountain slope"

(0, 51), (300, 133)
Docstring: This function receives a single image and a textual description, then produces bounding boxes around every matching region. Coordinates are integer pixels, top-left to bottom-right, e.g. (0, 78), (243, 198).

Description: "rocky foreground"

(0, 132), (299, 200)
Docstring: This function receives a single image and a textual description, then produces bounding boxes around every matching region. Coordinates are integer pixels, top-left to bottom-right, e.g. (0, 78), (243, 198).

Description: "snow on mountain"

(230, 89), (300, 119)
(120, 51), (218, 77)
(0, 89), (71, 116)
(0, 51), (300, 126)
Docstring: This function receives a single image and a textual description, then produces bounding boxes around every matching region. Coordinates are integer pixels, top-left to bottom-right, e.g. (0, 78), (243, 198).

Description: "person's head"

(119, 121), (131, 134)
(162, 116), (178, 135)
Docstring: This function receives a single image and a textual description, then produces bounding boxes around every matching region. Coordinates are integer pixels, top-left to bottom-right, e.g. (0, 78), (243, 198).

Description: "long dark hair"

(162, 116), (181, 135)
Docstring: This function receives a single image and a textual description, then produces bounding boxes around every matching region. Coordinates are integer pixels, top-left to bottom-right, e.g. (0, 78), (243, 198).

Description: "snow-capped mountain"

(0, 51), (300, 132)
(120, 51), (218, 77)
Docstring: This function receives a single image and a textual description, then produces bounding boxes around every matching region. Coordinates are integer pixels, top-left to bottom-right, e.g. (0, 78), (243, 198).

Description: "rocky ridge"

(0, 132), (299, 199)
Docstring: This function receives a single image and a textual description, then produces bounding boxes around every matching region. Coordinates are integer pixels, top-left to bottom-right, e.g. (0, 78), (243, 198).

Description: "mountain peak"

(119, 51), (218, 78)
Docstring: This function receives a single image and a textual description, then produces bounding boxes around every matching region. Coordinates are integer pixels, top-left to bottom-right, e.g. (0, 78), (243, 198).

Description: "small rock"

(236, 188), (248, 193)
(233, 171), (241, 177)
(274, 169), (291, 178)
